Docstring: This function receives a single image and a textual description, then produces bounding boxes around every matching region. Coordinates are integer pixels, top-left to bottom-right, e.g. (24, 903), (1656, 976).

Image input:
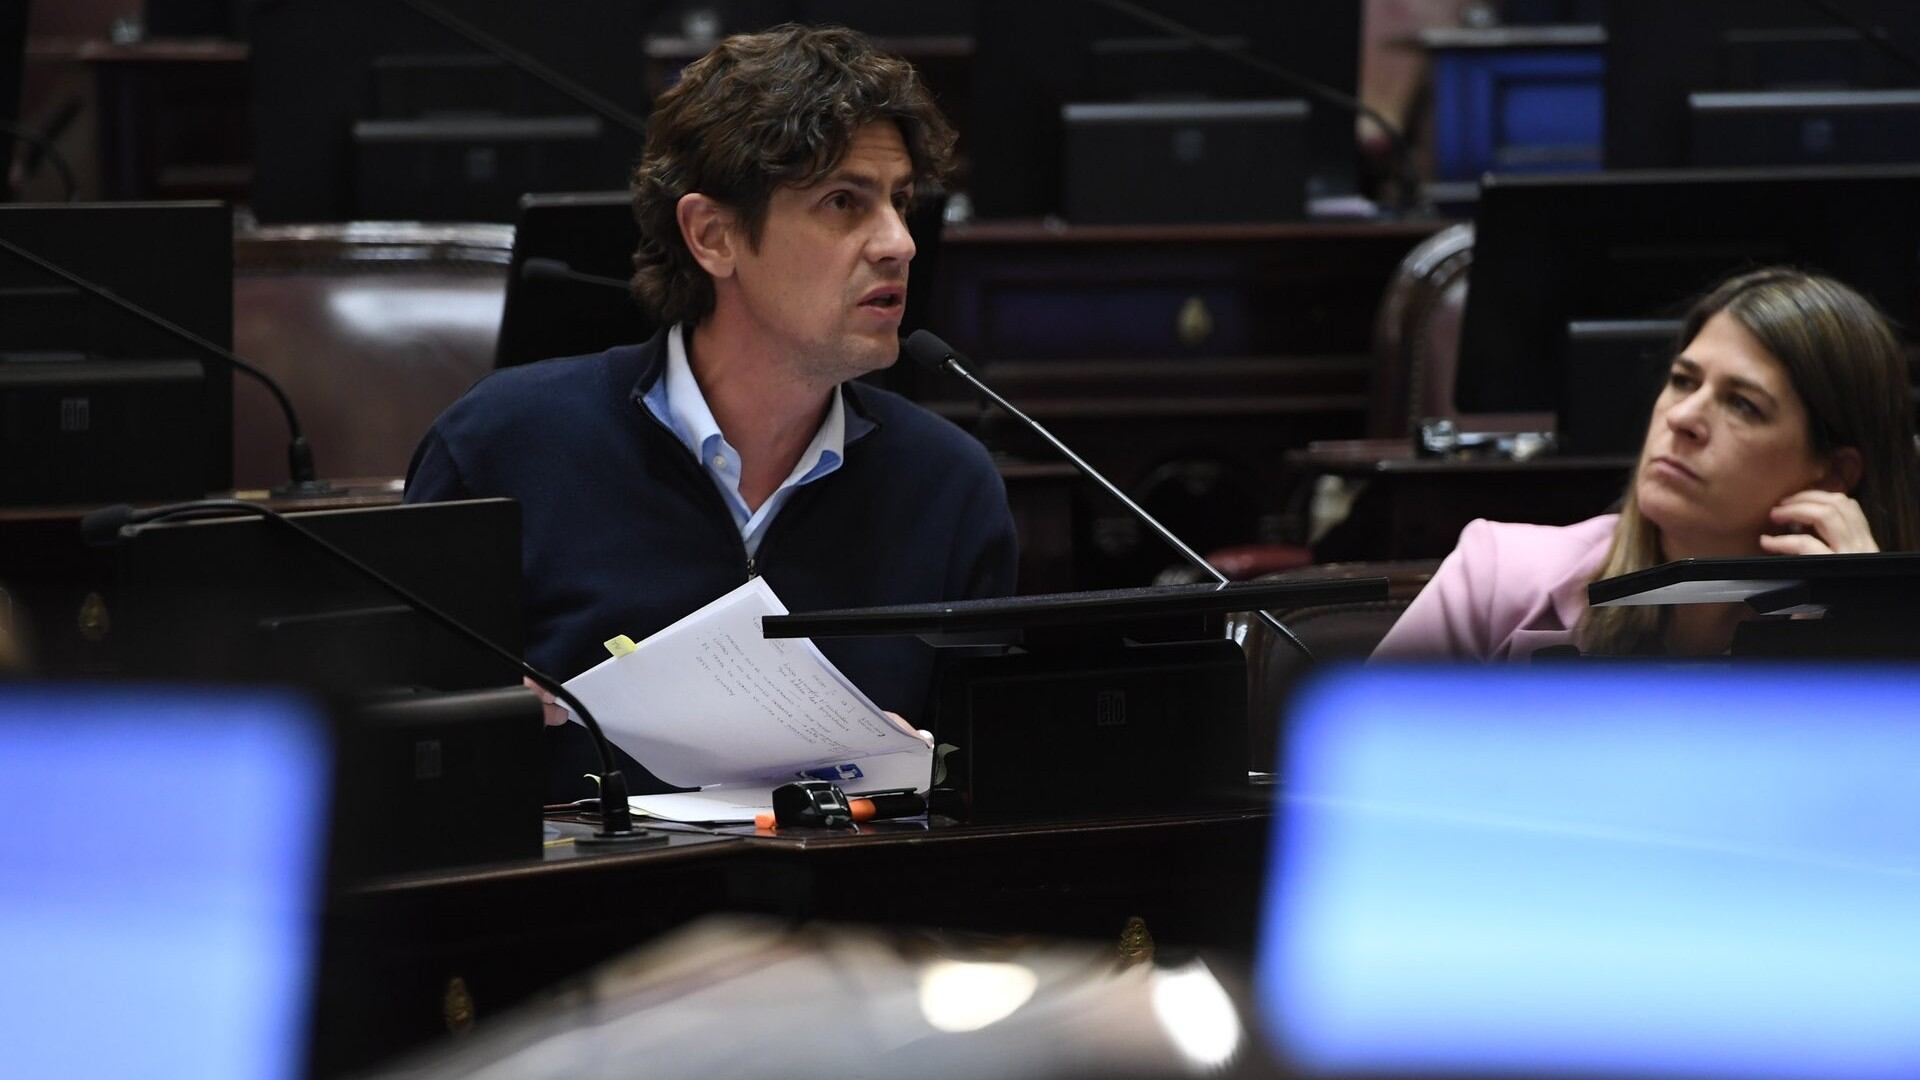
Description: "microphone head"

(80, 504), (136, 547)
(519, 257), (573, 283)
(903, 329), (961, 373)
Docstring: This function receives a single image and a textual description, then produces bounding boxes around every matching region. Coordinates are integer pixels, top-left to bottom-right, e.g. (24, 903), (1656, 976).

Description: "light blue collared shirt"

(641, 324), (849, 558)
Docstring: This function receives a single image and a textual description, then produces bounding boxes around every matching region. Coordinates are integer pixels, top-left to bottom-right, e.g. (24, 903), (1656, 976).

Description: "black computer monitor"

(1452, 167), (1920, 445)
(247, 0), (651, 223)
(113, 498), (524, 693)
(0, 200), (233, 503)
(1604, 0), (1920, 169)
(968, 0), (1360, 219)
(0, 0), (24, 190)
(496, 189), (949, 381)
(1689, 88), (1920, 168)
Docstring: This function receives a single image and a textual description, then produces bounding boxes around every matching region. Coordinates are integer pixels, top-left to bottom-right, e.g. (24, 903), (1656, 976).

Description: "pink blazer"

(1372, 514), (1620, 662)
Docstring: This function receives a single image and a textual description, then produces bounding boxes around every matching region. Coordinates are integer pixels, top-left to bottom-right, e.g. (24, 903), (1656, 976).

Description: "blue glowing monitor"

(1260, 663), (1920, 1080)
(0, 683), (332, 1080)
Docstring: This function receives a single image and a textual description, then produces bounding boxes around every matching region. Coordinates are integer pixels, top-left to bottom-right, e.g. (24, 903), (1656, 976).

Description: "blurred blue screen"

(0, 683), (330, 1080)
(1260, 663), (1920, 1080)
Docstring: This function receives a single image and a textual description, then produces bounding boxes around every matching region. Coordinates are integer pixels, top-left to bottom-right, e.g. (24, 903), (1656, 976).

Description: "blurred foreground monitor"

(1263, 662), (1920, 1080)
(0, 682), (332, 1080)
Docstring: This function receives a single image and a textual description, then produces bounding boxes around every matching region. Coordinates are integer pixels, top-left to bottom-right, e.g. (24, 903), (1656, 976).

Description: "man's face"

(724, 121), (917, 385)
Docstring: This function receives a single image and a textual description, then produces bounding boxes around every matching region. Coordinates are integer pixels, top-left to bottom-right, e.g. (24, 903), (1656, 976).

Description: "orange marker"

(850, 793), (925, 822)
(758, 790), (927, 831)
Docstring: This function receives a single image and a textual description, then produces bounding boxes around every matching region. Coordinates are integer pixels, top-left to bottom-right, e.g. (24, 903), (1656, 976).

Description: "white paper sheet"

(562, 577), (932, 792)
(627, 788), (776, 825)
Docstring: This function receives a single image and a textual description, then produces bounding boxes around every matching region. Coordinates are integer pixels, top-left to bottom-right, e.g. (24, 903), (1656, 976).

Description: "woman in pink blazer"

(1375, 268), (1920, 661)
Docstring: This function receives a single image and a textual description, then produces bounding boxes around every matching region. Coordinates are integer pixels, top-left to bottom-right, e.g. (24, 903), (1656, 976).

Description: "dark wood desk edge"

(342, 803), (1273, 896)
(0, 478), (407, 524)
(730, 804), (1271, 851)
(76, 38), (250, 63)
(342, 831), (738, 898)
(1286, 449), (1635, 476)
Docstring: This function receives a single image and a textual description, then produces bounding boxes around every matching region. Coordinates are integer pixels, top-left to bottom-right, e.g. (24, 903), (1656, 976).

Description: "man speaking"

(405, 24), (1018, 799)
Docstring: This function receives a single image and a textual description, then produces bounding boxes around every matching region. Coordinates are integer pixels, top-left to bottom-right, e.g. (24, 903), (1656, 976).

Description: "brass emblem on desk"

(1117, 915), (1155, 965)
(443, 976), (475, 1034)
(1176, 296), (1214, 347)
(77, 592), (110, 643)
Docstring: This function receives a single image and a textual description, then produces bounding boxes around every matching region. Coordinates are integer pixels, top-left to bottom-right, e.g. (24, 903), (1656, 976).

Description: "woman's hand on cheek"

(1760, 489), (1878, 555)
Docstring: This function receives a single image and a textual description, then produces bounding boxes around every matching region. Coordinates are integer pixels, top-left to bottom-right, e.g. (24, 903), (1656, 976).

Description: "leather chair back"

(1367, 222), (1474, 438)
(1228, 560), (1439, 771)
(231, 222), (513, 489)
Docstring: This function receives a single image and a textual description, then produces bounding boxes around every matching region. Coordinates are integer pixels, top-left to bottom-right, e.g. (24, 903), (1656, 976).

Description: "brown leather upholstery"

(1203, 542), (1314, 581)
(231, 222), (513, 489)
(1227, 559), (1439, 771)
(1367, 221), (1475, 438)
(0, 582), (25, 673)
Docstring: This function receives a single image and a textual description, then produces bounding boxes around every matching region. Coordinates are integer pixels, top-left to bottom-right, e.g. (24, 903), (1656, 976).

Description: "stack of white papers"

(560, 578), (931, 823)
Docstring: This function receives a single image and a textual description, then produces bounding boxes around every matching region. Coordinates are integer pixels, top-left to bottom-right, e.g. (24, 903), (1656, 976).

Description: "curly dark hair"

(629, 24), (957, 327)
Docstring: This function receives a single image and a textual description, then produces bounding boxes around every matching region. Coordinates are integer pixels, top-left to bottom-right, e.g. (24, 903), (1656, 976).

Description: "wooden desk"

(1293, 440), (1633, 561)
(314, 803), (1272, 1076)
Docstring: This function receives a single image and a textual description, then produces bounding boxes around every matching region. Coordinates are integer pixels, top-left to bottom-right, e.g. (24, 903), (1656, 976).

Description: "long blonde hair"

(1578, 267), (1920, 654)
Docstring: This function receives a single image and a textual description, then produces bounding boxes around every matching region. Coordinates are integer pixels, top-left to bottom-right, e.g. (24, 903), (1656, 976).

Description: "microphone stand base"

(270, 478), (341, 499)
(577, 827), (671, 847)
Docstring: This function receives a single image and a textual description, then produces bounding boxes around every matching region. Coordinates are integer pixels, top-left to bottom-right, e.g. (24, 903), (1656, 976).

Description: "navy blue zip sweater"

(405, 329), (1019, 798)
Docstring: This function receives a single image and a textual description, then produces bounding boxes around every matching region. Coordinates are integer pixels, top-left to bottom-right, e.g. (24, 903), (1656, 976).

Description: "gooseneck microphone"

(520, 256), (630, 292)
(0, 234), (328, 497)
(83, 498), (656, 845)
(905, 330), (1313, 659)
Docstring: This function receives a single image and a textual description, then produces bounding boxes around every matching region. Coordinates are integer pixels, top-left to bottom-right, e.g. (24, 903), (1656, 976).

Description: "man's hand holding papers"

(558, 577), (932, 823)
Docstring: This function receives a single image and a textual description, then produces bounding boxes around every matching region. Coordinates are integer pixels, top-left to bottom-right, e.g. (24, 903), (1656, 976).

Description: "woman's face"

(1635, 310), (1836, 557)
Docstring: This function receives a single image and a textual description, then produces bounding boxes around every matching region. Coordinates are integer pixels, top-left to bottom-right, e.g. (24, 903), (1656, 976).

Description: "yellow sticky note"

(604, 634), (637, 658)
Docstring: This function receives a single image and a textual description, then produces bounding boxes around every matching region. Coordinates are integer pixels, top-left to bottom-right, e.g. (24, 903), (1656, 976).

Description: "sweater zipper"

(741, 384), (869, 585)
(747, 478), (814, 583)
